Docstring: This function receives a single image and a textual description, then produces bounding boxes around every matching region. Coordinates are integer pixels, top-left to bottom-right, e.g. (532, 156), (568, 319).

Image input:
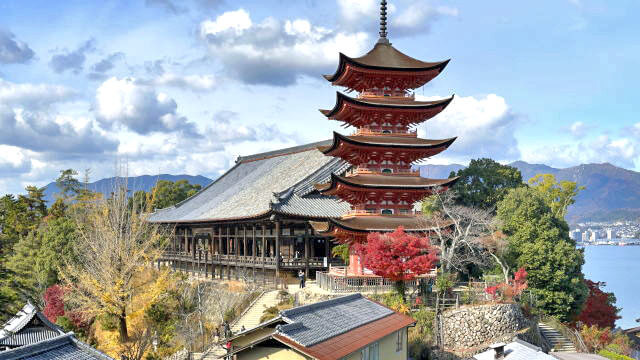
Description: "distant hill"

(413, 164), (466, 179)
(43, 174), (213, 205)
(415, 162), (640, 223)
(511, 162), (640, 223)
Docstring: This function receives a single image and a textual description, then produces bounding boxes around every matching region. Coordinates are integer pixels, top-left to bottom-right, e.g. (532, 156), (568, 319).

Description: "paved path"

(551, 353), (607, 359)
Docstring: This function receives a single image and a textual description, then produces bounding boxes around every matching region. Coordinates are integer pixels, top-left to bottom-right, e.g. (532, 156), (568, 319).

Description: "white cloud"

(569, 121), (588, 138)
(0, 105), (118, 157)
(199, 9), (370, 85)
(0, 78), (77, 109)
(0, 146), (31, 178)
(522, 134), (638, 169)
(95, 77), (200, 136)
(416, 94), (522, 162)
(49, 39), (96, 74)
(0, 29), (35, 64)
(138, 73), (216, 92)
(337, 0), (457, 36)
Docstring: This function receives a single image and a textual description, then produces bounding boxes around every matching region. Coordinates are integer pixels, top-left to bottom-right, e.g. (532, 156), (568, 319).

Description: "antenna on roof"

(378, 0), (390, 44)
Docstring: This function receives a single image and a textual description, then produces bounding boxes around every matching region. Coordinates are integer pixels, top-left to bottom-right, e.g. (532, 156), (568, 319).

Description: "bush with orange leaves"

(485, 267), (528, 302)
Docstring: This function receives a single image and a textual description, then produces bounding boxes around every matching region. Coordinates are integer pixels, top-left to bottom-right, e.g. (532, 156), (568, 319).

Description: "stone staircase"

(192, 346), (227, 360)
(230, 290), (280, 334)
(539, 322), (577, 352)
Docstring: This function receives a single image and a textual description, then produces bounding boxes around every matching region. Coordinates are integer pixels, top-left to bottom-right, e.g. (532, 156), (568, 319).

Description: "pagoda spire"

(378, 0), (389, 44)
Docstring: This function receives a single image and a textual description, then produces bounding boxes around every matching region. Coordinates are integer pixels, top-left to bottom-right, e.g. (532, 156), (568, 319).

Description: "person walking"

(298, 269), (305, 288)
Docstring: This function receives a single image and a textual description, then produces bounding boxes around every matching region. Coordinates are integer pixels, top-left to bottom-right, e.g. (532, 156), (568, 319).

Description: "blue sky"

(0, 0), (638, 195)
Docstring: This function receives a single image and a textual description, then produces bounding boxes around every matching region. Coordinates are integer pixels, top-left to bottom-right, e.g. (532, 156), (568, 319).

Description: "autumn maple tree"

(576, 280), (620, 328)
(353, 226), (438, 298)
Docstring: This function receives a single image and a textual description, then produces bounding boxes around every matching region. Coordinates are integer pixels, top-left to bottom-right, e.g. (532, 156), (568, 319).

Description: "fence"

(316, 271), (422, 293)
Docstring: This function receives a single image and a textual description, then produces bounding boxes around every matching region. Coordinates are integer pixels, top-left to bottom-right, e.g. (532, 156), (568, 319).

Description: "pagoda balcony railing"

(353, 128), (417, 137)
(352, 167), (420, 176)
(358, 91), (412, 99)
(344, 209), (420, 217)
(160, 250), (344, 269)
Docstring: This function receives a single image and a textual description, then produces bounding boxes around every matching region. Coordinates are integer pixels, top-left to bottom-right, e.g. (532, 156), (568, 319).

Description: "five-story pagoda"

(311, 0), (458, 274)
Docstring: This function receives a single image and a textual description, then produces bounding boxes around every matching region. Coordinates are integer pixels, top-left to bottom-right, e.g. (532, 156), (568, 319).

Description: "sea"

(582, 244), (640, 329)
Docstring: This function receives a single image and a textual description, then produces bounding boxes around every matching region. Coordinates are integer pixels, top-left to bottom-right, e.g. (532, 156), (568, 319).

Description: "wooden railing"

(161, 251), (343, 269)
(317, 271), (422, 293)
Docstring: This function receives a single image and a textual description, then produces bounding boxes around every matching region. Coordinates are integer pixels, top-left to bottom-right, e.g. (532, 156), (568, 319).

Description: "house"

(624, 326), (640, 360)
(226, 293), (415, 360)
(473, 339), (556, 360)
(0, 303), (113, 360)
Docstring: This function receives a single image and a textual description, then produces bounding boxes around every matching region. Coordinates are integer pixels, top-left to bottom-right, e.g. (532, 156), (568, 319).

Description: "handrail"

(229, 290), (265, 332)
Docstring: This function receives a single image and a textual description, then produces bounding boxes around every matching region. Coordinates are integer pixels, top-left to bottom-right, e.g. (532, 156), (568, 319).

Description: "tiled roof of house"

(230, 294), (415, 360)
(277, 294), (394, 347)
(473, 339), (556, 360)
(0, 333), (114, 360)
(148, 141), (351, 223)
(0, 303), (65, 348)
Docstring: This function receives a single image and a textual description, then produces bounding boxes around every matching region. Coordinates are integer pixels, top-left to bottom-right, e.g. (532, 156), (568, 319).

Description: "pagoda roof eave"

(320, 92), (454, 118)
(319, 132), (457, 153)
(310, 216), (451, 235)
(315, 174), (459, 193)
(323, 49), (450, 82)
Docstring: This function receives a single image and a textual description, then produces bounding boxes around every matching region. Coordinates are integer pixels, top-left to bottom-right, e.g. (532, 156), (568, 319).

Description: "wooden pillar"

(252, 225), (257, 282)
(325, 237), (330, 259)
(217, 225), (222, 279)
(234, 226), (239, 280)
(262, 224), (266, 285)
(304, 224), (310, 278)
(243, 226), (248, 257)
(275, 220), (281, 280)
(290, 226), (295, 258)
(226, 226), (231, 280)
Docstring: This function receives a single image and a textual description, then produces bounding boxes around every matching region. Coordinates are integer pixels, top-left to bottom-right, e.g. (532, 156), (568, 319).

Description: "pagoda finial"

(378, 0), (389, 44)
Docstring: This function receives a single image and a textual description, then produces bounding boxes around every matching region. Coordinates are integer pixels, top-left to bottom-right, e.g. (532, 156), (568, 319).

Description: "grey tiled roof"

(473, 339), (555, 360)
(149, 141), (350, 223)
(276, 294), (393, 347)
(0, 304), (64, 347)
(0, 333), (114, 360)
(0, 327), (60, 347)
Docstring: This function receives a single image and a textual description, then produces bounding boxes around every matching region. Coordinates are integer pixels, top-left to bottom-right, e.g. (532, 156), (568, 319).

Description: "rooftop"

(0, 303), (64, 348)
(149, 141), (351, 223)
(473, 339), (556, 360)
(231, 293), (415, 360)
(0, 333), (114, 360)
(324, 42), (449, 82)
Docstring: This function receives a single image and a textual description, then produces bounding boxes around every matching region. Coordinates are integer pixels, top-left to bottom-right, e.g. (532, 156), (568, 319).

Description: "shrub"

(581, 325), (632, 356)
(223, 308), (236, 323)
(598, 349), (634, 360)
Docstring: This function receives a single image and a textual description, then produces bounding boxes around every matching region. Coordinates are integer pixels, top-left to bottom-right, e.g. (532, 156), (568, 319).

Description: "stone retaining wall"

(441, 303), (530, 351)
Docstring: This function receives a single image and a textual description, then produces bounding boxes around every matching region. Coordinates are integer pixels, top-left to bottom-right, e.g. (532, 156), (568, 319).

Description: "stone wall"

(441, 303), (530, 351)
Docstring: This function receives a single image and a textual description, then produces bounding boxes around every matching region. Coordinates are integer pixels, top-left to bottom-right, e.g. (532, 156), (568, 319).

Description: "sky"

(0, 0), (639, 195)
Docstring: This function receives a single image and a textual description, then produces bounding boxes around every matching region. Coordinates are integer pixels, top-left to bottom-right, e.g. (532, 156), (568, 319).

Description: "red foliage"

(485, 285), (499, 297)
(485, 267), (528, 302)
(43, 285), (65, 323)
(576, 280), (620, 328)
(353, 227), (438, 281)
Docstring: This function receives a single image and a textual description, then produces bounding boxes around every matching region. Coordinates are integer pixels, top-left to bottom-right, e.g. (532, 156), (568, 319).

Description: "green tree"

(56, 169), (81, 201)
(497, 187), (587, 321)
(528, 174), (584, 220)
(7, 216), (77, 300)
(150, 180), (202, 210)
(449, 158), (523, 212)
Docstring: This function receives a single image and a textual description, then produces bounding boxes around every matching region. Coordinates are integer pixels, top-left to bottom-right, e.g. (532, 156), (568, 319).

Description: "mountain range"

(42, 174), (213, 206)
(39, 162), (640, 224)
(416, 162), (640, 223)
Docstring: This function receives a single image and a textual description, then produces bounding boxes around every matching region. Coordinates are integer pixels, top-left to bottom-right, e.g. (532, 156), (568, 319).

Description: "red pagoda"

(311, 0), (458, 274)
